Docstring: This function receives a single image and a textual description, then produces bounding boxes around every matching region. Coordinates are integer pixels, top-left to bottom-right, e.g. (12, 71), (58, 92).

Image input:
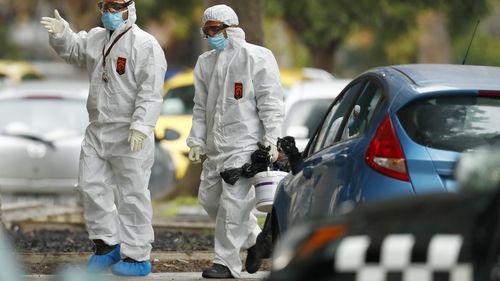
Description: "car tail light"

(479, 90), (500, 98)
(365, 114), (409, 182)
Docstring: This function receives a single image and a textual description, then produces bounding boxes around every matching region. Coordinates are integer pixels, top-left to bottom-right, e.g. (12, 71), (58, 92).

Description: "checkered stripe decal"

(334, 234), (472, 281)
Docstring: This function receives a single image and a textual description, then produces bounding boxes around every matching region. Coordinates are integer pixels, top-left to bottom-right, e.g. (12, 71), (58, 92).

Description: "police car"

(268, 145), (500, 281)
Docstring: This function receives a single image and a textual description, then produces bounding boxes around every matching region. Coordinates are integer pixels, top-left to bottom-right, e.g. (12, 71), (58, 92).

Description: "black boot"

(202, 263), (233, 279)
(256, 214), (273, 258)
(245, 245), (262, 274)
(92, 239), (116, 255)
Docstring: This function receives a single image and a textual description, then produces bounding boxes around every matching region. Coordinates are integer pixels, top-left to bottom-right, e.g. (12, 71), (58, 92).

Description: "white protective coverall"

(48, 3), (167, 261)
(186, 5), (284, 277)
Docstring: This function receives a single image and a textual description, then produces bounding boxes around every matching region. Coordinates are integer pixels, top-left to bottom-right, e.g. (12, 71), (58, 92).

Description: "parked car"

(272, 64), (500, 239)
(268, 144), (500, 281)
(283, 79), (350, 151)
(0, 80), (175, 198)
(280, 67), (335, 98)
(0, 80), (88, 194)
(155, 67), (327, 182)
(155, 69), (195, 181)
(0, 60), (44, 86)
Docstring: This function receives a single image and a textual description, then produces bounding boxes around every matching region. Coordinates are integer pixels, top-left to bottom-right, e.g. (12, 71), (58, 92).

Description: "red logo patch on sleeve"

(116, 57), (126, 75)
(234, 82), (243, 100)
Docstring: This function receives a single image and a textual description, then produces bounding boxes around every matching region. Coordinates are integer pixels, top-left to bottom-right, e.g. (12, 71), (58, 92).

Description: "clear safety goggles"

(200, 23), (229, 38)
(97, 1), (133, 14)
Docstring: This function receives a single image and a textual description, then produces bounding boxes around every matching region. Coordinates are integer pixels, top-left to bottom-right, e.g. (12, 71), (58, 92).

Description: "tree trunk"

(203, 0), (264, 45)
(309, 43), (338, 72)
(417, 10), (451, 63)
(0, 194), (3, 229)
(164, 161), (203, 200)
(60, 1), (99, 31)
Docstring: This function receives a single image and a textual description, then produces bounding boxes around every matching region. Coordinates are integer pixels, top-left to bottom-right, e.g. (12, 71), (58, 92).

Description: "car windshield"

(398, 95), (500, 152)
(161, 85), (195, 115)
(0, 98), (87, 140)
(283, 98), (332, 139)
(21, 73), (42, 81)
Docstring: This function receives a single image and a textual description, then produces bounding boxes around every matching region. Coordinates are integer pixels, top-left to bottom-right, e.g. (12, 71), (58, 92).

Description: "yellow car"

(155, 70), (195, 180)
(0, 60), (44, 84)
(155, 68), (324, 181)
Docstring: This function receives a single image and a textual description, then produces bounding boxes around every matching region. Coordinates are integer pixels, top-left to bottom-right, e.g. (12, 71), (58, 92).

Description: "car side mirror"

(164, 128), (180, 141)
(303, 166), (313, 179)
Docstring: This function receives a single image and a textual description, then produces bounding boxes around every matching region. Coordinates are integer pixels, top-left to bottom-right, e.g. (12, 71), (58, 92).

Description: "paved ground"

(4, 198), (272, 281)
(25, 272), (269, 281)
(18, 251), (272, 276)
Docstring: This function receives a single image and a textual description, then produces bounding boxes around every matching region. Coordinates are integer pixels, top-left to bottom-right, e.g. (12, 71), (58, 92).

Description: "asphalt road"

(25, 272), (269, 281)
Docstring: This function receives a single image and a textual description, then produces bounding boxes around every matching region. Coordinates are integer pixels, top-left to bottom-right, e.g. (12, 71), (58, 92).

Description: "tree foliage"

(266, 0), (491, 70)
(134, 0), (199, 24)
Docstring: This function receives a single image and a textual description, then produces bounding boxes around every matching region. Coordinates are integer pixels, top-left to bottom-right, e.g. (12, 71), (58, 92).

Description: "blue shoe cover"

(111, 260), (152, 276)
(87, 245), (121, 272)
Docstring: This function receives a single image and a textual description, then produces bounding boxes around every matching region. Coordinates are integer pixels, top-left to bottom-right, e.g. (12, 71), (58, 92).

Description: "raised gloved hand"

(40, 9), (65, 34)
(188, 146), (204, 163)
(128, 129), (147, 152)
(263, 136), (279, 162)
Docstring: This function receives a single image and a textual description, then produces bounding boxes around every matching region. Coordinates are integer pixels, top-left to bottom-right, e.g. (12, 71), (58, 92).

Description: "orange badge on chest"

(116, 57), (126, 75)
(234, 82), (243, 100)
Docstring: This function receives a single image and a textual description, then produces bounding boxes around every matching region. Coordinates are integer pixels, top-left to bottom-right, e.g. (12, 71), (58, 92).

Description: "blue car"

(272, 64), (500, 238)
(269, 145), (500, 281)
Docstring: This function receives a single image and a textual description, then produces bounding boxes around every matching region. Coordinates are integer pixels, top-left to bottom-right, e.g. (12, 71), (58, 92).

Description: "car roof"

(387, 64), (500, 92)
(163, 67), (337, 95)
(0, 79), (89, 100)
(163, 69), (194, 94)
(285, 79), (351, 113)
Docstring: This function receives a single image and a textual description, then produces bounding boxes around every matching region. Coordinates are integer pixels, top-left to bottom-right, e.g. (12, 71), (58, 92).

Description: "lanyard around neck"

(102, 26), (133, 68)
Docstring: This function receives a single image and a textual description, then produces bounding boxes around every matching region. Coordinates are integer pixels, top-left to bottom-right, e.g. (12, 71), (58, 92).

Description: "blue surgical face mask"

(207, 33), (228, 51)
(101, 12), (125, 31)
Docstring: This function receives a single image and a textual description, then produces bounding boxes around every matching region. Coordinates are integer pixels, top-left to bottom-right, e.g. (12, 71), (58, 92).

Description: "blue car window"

(312, 82), (364, 153)
(340, 82), (384, 141)
(398, 95), (500, 152)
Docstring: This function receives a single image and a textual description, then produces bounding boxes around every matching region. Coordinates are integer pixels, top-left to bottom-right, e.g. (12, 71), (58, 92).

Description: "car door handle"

(302, 157), (322, 180)
(334, 154), (348, 166)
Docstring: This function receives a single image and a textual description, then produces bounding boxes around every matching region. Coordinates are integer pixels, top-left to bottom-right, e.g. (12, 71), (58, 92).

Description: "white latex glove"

(264, 136), (279, 162)
(128, 129), (147, 152)
(40, 9), (65, 34)
(188, 146), (204, 163)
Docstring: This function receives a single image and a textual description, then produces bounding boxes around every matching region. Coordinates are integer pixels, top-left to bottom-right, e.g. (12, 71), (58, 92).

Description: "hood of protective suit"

(124, 1), (137, 27)
(202, 4), (239, 26)
(225, 27), (245, 49)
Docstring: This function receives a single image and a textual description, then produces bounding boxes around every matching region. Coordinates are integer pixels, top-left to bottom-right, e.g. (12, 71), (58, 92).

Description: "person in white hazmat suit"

(187, 4), (284, 279)
(40, 0), (166, 276)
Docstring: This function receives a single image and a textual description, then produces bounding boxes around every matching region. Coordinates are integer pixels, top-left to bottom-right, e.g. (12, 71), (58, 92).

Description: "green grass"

(157, 195), (268, 230)
(257, 216), (266, 228)
(159, 196), (199, 218)
(171, 196), (199, 205)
